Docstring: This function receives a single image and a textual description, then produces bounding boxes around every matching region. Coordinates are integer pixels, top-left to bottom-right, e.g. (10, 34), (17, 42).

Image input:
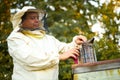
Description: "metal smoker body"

(79, 38), (97, 63)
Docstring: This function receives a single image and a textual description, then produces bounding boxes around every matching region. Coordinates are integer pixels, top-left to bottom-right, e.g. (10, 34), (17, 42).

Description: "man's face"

(21, 12), (41, 29)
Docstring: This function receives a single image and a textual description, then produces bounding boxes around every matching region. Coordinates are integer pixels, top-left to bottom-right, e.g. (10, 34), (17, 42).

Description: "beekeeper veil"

(11, 6), (46, 30)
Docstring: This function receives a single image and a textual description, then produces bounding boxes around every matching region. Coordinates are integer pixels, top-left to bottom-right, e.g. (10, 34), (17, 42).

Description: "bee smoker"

(79, 37), (97, 63)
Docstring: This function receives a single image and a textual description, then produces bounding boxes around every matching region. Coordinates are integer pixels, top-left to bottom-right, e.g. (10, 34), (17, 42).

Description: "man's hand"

(74, 35), (87, 45)
(59, 48), (80, 61)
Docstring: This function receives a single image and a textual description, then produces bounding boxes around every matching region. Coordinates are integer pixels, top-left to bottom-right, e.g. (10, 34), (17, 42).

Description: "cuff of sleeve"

(72, 36), (79, 47)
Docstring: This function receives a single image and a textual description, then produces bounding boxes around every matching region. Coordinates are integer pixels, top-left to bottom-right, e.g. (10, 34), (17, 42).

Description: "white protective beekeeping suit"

(7, 6), (78, 80)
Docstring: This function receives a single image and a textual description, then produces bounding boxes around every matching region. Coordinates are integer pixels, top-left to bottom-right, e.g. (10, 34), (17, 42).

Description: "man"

(7, 6), (87, 80)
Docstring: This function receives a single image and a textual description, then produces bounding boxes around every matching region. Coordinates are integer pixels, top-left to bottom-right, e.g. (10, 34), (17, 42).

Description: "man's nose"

(34, 18), (39, 22)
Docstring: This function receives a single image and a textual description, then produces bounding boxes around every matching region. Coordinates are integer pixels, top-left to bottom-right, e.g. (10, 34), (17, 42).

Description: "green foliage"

(0, 0), (13, 80)
(0, 0), (120, 80)
(0, 42), (13, 80)
(59, 59), (74, 80)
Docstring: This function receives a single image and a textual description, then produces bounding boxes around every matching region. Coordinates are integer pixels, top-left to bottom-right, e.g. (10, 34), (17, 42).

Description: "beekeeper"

(7, 6), (87, 80)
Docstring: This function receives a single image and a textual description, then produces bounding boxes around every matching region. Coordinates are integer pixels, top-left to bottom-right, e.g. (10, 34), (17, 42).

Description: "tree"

(0, 0), (13, 80)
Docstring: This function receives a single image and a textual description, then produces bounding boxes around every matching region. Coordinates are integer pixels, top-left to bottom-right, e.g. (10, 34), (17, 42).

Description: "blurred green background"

(0, 0), (120, 80)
